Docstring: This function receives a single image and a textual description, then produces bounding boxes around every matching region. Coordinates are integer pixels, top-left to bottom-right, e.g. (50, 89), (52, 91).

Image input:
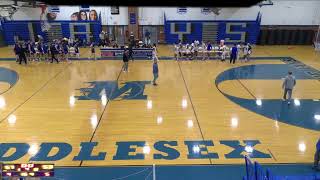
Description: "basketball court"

(0, 0), (320, 179)
(0, 45), (319, 176)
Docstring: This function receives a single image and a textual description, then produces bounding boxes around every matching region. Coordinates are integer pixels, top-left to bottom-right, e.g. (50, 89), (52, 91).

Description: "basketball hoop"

(39, 4), (50, 32)
(40, 4), (47, 14)
(209, 8), (221, 15)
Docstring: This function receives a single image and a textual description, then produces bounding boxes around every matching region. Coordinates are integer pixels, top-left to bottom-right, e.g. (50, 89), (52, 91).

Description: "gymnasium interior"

(0, 0), (320, 179)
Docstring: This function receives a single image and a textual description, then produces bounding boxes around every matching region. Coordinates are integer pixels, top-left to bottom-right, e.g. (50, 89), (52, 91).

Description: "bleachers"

(1, 20), (102, 45)
(164, 12), (261, 44)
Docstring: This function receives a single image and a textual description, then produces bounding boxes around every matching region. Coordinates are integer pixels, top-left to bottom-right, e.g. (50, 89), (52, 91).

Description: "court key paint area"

(0, 54), (319, 169)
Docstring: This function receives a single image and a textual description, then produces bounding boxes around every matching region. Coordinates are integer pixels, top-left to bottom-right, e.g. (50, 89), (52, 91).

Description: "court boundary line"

(79, 62), (123, 167)
(0, 56), (298, 61)
(0, 63), (71, 124)
(237, 76), (281, 162)
(0, 68), (19, 96)
(267, 148), (277, 162)
(53, 162), (316, 168)
(177, 61), (213, 165)
(237, 79), (257, 99)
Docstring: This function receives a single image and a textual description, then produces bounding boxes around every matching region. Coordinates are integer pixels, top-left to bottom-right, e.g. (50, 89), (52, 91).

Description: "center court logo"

(76, 81), (150, 101)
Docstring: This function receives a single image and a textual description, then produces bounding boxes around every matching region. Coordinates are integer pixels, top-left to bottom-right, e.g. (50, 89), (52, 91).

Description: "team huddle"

(173, 40), (252, 62)
(13, 37), (97, 64)
(13, 36), (252, 65)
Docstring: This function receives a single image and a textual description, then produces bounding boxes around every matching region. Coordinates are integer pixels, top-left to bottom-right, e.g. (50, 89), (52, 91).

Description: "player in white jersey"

(69, 46), (75, 57)
(190, 43), (195, 60)
(178, 43), (183, 59)
(34, 42), (40, 61)
(236, 43), (242, 62)
(152, 44), (159, 61)
(194, 40), (200, 47)
(220, 45), (227, 61)
(194, 42), (199, 59)
(201, 42), (207, 61)
(174, 43), (180, 60)
(185, 44), (190, 60)
(243, 43), (252, 62)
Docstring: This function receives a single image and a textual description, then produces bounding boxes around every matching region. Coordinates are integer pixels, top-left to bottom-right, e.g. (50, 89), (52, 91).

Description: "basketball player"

(201, 42), (207, 61)
(89, 42), (96, 60)
(206, 41), (212, 60)
(178, 40), (183, 58)
(243, 43), (252, 62)
(122, 49), (129, 72)
(152, 60), (159, 86)
(237, 43), (242, 62)
(62, 42), (69, 61)
(33, 42), (39, 61)
(194, 40), (199, 59)
(75, 43), (80, 59)
(29, 41), (36, 61)
(185, 44), (191, 60)
(152, 44), (159, 61)
(13, 42), (19, 62)
(57, 40), (63, 61)
(221, 44), (227, 61)
(128, 44), (134, 61)
(174, 43), (179, 61)
(247, 43), (252, 61)
(190, 43), (195, 60)
(69, 45), (75, 57)
(43, 43), (49, 62)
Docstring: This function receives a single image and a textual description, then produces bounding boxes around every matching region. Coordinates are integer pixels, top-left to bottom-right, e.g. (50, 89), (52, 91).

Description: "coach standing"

(282, 71), (296, 104)
(18, 43), (27, 65)
(50, 42), (59, 63)
(230, 44), (238, 64)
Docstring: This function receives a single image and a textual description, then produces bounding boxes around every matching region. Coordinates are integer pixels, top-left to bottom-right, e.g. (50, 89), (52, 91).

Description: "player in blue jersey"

(229, 44), (238, 64)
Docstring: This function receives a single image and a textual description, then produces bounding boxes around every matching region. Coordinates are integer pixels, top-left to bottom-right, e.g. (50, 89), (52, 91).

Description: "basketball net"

(40, 4), (50, 32)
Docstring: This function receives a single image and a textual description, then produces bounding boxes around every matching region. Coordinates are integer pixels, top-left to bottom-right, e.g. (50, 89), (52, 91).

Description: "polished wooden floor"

(0, 45), (319, 166)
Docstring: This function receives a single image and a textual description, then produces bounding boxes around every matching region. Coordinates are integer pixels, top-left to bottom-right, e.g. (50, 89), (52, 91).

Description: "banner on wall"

(79, 5), (90, 12)
(42, 6), (101, 21)
(129, 13), (136, 24)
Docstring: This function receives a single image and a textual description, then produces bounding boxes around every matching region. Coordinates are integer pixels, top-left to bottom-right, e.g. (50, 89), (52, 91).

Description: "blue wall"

(1, 20), (101, 45)
(165, 20), (260, 44)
